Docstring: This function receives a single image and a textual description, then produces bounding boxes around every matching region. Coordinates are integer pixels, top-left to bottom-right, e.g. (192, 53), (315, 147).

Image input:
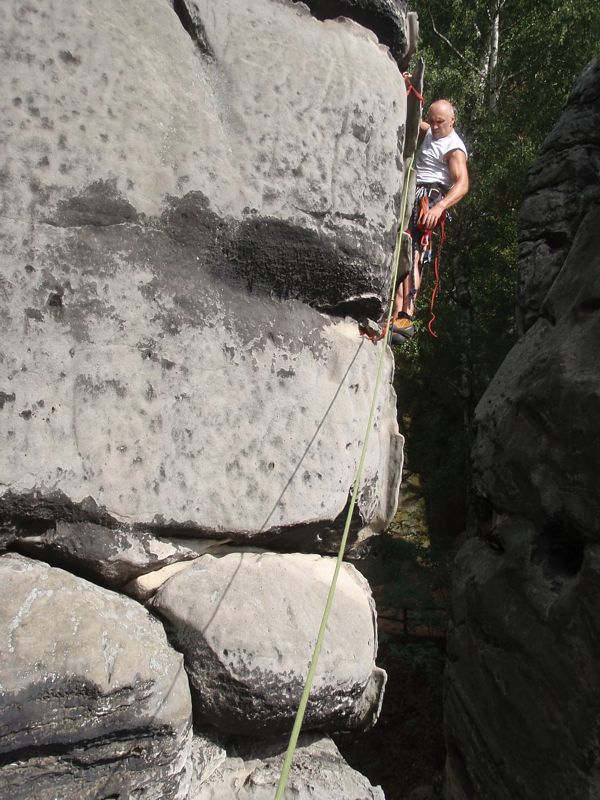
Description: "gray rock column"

(0, 0), (405, 546)
(445, 58), (600, 800)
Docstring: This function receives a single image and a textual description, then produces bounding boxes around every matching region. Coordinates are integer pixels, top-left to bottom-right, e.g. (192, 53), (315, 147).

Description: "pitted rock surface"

(151, 551), (386, 734)
(0, 554), (192, 800)
(0, 0), (405, 541)
(192, 732), (385, 799)
(446, 58), (600, 800)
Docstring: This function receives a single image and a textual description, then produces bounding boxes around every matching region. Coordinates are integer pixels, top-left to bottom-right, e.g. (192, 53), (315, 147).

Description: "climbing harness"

(409, 185), (447, 338)
(274, 155), (416, 800)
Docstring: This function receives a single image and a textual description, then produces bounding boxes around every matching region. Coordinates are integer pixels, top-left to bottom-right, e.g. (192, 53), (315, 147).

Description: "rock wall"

(0, 0), (413, 796)
(445, 58), (600, 800)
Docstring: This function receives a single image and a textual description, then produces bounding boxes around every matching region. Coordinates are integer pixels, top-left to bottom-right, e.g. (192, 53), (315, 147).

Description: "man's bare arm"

(440, 149), (469, 210)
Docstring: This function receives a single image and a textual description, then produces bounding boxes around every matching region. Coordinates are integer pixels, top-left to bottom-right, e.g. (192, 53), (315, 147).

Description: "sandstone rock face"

(152, 551), (385, 734)
(1, 1), (404, 794)
(446, 58), (600, 800)
(193, 732), (385, 799)
(303, 0), (410, 68)
(0, 0), (404, 542)
(0, 554), (192, 800)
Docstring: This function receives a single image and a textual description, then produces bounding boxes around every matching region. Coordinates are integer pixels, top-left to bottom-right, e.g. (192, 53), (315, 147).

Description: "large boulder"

(0, 0), (405, 545)
(191, 732), (385, 799)
(0, 554), (192, 800)
(445, 58), (600, 800)
(151, 551), (386, 734)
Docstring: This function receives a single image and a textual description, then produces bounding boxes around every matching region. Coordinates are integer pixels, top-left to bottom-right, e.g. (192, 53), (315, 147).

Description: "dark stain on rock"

(46, 179), (138, 228)
(0, 490), (120, 530)
(531, 517), (585, 584)
(0, 392), (16, 410)
(352, 122), (372, 143)
(58, 50), (81, 66)
(76, 375), (128, 399)
(19, 410), (32, 420)
(232, 216), (383, 316)
(161, 191), (227, 248)
(25, 307), (44, 321)
(160, 191), (387, 319)
(47, 291), (63, 308)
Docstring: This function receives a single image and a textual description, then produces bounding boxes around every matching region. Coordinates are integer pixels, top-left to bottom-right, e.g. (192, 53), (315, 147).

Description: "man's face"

(428, 104), (455, 139)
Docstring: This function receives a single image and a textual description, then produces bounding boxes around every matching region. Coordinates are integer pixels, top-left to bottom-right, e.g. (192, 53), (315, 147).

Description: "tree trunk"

(486, 1), (501, 112)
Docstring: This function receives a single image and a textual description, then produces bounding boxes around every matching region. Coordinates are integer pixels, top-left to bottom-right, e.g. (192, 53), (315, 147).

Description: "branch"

(426, 6), (486, 77)
(497, 66), (527, 92)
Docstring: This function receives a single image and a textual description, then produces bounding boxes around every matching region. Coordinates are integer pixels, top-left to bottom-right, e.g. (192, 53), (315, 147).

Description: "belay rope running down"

(412, 186), (447, 338)
(273, 154), (416, 800)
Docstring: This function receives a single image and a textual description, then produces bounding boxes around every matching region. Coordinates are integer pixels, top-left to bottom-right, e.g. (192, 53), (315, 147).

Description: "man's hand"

(422, 201), (446, 230)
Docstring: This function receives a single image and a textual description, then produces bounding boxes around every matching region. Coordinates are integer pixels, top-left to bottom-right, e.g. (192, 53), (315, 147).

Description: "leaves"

(396, 0), (600, 543)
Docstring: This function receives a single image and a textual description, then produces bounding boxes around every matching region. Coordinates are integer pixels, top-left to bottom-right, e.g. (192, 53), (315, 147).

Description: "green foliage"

(375, 527), (452, 608)
(397, 0), (600, 542)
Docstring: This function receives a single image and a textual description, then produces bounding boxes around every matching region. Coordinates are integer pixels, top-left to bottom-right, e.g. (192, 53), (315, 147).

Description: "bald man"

(392, 99), (469, 341)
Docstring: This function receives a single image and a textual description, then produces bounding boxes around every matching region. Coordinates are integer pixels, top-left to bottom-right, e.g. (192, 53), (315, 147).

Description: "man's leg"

(390, 250), (419, 341)
(402, 250), (421, 317)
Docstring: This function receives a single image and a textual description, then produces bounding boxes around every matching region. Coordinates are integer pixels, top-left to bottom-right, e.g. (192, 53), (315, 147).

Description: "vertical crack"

(172, 0), (215, 60)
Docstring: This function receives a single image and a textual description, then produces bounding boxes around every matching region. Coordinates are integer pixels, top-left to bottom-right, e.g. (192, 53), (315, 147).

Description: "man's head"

(427, 100), (456, 140)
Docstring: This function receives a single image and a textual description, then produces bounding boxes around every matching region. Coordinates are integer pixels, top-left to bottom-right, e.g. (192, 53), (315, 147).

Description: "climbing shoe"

(391, 313), (415, 342)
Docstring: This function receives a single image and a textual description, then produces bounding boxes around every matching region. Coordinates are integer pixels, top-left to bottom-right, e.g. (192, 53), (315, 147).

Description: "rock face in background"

(1, 0), (412, 796)
(445, 58), (600, 800)
(517, 58), (600, 331)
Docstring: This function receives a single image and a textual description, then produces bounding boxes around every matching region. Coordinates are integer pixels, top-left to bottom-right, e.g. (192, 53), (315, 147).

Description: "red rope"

(427, 215), (446, 338)
(360, 321), (388, 344)
(403, 73), (424, 104)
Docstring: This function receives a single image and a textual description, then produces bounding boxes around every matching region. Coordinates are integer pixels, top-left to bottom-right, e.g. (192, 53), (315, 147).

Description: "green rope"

(274, 155), (415, 800)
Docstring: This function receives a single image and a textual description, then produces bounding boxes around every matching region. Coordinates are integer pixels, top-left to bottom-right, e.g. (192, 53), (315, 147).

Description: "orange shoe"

(391, 313), (414, 341)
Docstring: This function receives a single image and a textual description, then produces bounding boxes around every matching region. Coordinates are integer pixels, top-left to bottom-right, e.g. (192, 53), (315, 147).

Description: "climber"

(391, 99), (469, 342)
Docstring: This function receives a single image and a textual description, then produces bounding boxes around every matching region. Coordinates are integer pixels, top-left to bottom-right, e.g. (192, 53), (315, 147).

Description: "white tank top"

(415, 129), (468, 188)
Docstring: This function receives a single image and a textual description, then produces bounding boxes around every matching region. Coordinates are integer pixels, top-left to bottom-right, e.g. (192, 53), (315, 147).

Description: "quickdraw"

(414, 190), (447, 338)
(403, 72), (424, 104)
